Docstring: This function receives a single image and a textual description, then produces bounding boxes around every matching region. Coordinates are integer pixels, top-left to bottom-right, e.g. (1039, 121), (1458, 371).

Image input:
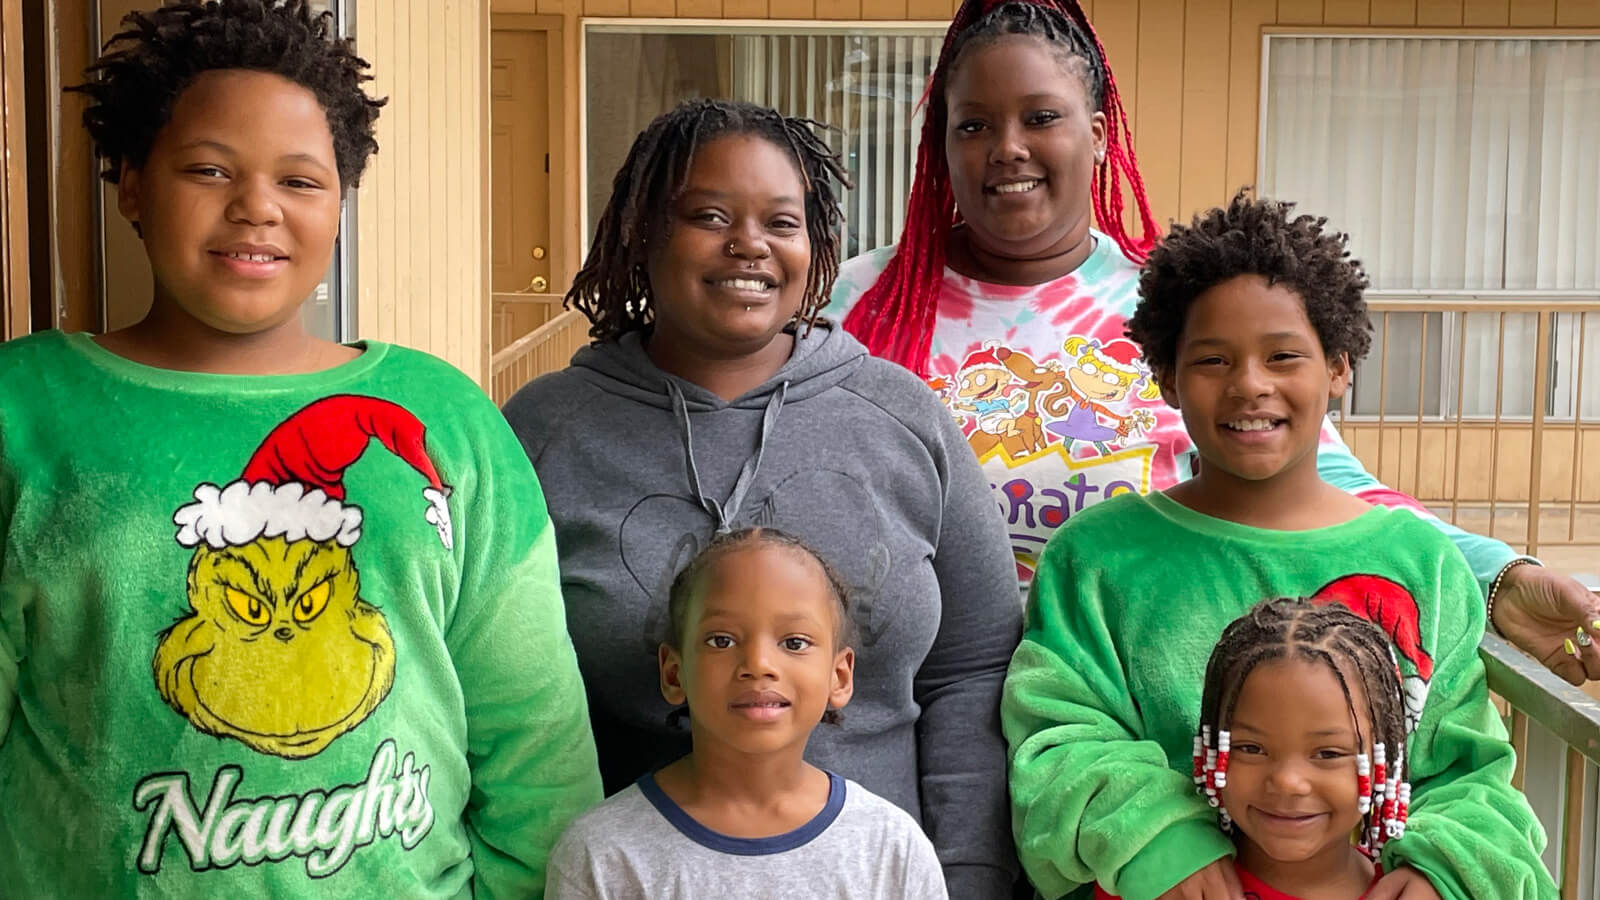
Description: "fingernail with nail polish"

(1566, 638), (1577, 656)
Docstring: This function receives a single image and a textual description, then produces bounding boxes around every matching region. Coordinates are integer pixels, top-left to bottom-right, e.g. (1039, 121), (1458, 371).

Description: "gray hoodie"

(503, 321), (1021, 898)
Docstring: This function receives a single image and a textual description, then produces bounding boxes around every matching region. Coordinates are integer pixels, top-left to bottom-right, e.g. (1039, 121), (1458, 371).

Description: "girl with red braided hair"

(831, 0), (1600, 689)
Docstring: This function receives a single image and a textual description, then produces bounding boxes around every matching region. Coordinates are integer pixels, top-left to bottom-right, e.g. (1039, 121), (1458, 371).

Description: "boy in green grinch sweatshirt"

(1001, 191), (1553, 900)
(0, 3), (600, 897)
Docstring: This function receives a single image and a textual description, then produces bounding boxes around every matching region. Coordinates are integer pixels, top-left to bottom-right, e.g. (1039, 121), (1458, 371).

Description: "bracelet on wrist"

(1486, 558), (1538, 634)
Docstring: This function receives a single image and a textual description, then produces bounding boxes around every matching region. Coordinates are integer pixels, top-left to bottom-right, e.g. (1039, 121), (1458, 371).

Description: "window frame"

(1256, 28), (1600, 423)
(577, 17), (946, 253)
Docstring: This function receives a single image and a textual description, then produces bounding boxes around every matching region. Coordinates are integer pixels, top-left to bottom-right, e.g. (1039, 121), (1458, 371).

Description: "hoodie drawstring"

(668, 381), (789, 536)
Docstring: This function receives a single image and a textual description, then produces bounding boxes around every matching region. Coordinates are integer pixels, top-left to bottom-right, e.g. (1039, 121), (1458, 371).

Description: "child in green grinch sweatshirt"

(0, 3), (600, 897)
(1001, 191), (1553, 900)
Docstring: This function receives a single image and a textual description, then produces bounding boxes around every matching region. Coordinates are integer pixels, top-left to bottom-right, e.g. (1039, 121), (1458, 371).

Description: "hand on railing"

(1492, 564), (1600, 685)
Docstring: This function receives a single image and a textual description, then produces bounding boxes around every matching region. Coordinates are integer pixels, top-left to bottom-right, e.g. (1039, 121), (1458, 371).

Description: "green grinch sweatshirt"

(0, 331), (602, 898)
(1002, 491), (1553, 900)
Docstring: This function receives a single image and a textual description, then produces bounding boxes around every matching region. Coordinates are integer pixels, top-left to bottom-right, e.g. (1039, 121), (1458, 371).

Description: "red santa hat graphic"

(174, 395), (454, 551)
(958, 343), (1007, 378)
(1312, 574), (1434, 732)
(1094, 339), (1145, 379)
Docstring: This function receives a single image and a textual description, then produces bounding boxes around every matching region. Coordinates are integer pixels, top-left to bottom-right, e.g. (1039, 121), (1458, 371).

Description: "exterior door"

(490, 27), (553, 349)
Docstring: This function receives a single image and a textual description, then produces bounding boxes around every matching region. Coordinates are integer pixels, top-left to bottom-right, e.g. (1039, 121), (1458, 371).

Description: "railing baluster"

(1377, 311), (1390, 481)
(1415, 312), (1428, 499)
(1569, 312), (1587, 543)
(1563, 746), (1587, 898)
(1491, 312), (1507, 546)
(1451, 311), (1468, 528)
(1530, 311), (1552, 557)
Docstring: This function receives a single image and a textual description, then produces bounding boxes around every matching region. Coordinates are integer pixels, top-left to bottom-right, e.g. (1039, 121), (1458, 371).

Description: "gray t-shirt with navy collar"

(545, 771), (948, 899)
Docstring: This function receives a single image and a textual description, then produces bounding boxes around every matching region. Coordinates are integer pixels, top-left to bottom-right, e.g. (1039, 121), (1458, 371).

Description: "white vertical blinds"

(732, 33), (940, 259)
(1262, 37), (1600, 420)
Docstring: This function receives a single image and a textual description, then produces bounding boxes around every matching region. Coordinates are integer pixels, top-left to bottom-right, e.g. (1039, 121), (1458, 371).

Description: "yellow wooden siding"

(354, 0), (488, 382)
(1509, 0), (1557, 24)
(1558, 0), (1600, 26)
(1372, 0), (1419, 24)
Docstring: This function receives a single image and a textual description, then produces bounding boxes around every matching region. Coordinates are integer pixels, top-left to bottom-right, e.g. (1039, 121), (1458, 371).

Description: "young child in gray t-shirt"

(545, 528), (947, 900)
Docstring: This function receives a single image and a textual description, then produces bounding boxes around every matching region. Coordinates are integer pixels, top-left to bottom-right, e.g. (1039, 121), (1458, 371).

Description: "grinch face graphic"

(157, 395), (453, 759)
(154, 537), (395, 758)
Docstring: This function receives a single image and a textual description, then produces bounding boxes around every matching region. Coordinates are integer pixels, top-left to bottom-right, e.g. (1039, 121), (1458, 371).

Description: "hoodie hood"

(565, 318), (868, 411)
(562, 319), (869, 534)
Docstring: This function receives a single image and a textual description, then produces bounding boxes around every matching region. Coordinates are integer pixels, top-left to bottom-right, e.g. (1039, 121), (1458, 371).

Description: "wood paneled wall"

(354, 0), (490, 382)
(527, 0), (1600, 233)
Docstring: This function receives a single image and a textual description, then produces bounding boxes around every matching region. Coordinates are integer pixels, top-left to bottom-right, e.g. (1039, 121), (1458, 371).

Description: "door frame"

(488, 13), (573, 298)
(0, 0), (27, 340)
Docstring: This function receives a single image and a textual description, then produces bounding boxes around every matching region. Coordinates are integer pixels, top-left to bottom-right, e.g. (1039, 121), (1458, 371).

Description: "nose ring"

(725, 240), (738, 257)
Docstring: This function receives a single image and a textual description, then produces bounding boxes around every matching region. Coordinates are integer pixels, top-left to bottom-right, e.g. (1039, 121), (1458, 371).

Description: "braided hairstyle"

(842, 0), (1157, 376)
(570, 99), (851, 343)
(1199, 597), (1410, 856)
(70, 0), (385, 189)
(665, 527), (855, 726)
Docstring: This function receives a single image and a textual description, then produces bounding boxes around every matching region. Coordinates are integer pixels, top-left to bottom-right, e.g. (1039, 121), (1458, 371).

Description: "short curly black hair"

(69, 0), (385, 188)
(1128, 188), (1372, 377)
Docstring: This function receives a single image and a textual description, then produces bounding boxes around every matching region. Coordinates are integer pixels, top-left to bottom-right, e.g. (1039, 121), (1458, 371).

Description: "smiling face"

(1222, 657), (1371, 869)
(958, 366), (1008, 400)
(153, 536), (395, 758)
(644, 133), (811, 360)
(117, 69), (343, 337)
(1159, 275), (1351, 485)
(944, 35), (1106, 260)
(659, 543), (853, 759)
(1067, 356), (1127, 401)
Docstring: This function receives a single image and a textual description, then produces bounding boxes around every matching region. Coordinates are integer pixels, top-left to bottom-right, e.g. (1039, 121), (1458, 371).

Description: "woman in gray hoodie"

(502, 100), (1021, 898)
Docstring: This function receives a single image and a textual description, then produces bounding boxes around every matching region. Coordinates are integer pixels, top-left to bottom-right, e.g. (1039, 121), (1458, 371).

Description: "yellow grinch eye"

(225, 588), (271, 627)
(292, 580), (332, 624)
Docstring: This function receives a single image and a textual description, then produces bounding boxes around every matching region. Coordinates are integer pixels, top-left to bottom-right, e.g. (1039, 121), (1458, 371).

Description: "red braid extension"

(842, 0), (1159, 377)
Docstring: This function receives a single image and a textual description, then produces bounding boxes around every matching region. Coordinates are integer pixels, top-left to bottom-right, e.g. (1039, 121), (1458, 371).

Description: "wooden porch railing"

(489, 307), (589, 406)
(491, 292), (567, 355)
(1485, 632), (1600, 897)
(1343, 294), (1600, 571)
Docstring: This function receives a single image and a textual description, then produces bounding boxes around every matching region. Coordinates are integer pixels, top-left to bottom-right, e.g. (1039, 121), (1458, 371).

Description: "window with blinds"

(583, 24), (943, 262)
(1260, 36), (1600, 421)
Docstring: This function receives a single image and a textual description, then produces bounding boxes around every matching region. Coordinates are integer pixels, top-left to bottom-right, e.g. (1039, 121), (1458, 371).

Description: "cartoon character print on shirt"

(946, 344), (1031, 458)
(932, 337), (1168, 583)
(1045, 337), (1160, 457)
(1311, 574), (1434, 732)
(134, 395), (449, 878)
(934, 337), (1157, 463)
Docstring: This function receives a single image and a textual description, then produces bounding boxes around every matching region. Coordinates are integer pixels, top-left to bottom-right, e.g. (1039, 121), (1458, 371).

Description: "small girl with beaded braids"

(1098, 598), (1416, 900)
(505, 99), (1021, 896)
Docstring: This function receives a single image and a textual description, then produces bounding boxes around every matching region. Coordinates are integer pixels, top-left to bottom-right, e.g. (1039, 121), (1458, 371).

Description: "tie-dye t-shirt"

(829, 232), (1519, 591)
